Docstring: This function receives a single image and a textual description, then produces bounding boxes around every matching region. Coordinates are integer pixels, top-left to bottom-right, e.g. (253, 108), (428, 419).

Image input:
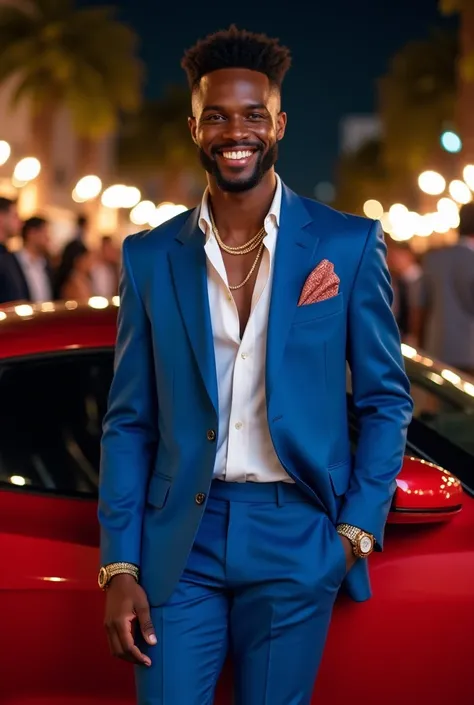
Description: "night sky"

(80, 0), (454, 197)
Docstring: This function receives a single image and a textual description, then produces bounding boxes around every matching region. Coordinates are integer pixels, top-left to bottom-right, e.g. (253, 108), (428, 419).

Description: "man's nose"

(221, 116), (250, 143)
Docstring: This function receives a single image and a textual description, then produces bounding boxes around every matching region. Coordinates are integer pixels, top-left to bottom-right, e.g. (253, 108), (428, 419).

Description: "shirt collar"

(198, 173), (282, 241)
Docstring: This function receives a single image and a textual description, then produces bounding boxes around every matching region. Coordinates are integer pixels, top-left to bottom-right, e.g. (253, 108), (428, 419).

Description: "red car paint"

(0, 301), (473, 705)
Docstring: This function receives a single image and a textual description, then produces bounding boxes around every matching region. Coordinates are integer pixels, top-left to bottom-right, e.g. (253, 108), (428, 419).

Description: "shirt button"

(235, 421), (243, 430)
(241, 352), (248, 359)
(195, 492), (206, 505)
(206, 429), (216, 441)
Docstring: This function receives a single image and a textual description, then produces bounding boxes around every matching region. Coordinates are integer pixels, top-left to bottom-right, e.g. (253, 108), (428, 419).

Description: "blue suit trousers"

(135, 480), (347, 705)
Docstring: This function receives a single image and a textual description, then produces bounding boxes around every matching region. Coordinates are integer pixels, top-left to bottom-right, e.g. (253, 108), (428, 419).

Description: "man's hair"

(181, 25), (291, 91)
(21, 216), (47, 241)
(459, 202), (474, 237)
(0, 196), (15, 214)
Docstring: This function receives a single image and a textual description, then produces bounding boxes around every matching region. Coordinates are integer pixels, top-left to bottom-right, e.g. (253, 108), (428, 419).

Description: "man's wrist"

(336, 523), (375, 557)
(98, 562), (140, 590)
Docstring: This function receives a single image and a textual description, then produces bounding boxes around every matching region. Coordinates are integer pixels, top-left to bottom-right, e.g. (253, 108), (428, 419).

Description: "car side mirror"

(388, 456), (463, 524)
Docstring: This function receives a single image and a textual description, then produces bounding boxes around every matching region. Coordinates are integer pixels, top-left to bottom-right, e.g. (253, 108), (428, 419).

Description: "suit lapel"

(266, 185), (319, 401)
(168, 209), (218, 415)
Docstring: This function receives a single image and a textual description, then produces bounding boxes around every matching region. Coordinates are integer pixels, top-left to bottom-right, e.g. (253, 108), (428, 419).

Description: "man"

(90, 235), (120, 297)
(99, 26), (413, 705)
(13, 216), (53, 302)
(0, 196), (23, 304)
(386, 241), (423, 344)
(417, 202), (474, 374)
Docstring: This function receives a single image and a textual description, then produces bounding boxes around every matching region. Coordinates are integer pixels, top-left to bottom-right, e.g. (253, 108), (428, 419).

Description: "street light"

(363, 199), (383, 219)
(13, 157), (41, 182)
(462, 165), (474, 191)
(0, 140), (11, 166)
(418, 171), (446, 195)
(440, 130), (462, 153)
(73, 175), (102, 202)
(448, 179), (472, 204)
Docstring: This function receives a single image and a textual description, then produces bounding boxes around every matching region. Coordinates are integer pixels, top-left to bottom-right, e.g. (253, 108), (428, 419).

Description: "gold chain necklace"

(209, 208), (266, 290)
(209, 208), (265, 255)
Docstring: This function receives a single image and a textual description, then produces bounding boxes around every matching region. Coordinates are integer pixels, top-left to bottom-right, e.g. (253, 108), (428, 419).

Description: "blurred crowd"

(1, 193), (474, 377)
(0, 197), (120, 305)
(388, 201), (474, 376)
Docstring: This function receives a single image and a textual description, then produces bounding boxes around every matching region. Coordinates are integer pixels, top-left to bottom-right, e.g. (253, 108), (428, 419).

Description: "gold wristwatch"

(337, 524), (375, 558)
(98, 562), (139, 590)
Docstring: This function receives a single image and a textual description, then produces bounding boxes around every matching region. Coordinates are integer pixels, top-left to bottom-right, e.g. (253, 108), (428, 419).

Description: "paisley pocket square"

(298, 259), (340, 306)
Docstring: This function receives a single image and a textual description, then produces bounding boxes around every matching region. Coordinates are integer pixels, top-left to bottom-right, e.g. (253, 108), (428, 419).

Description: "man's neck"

(207, 170), (277, 245)
(23, 244), (41, 260)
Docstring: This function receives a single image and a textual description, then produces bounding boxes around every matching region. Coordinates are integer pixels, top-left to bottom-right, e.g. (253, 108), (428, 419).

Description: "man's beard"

(198, 142), (278, 193)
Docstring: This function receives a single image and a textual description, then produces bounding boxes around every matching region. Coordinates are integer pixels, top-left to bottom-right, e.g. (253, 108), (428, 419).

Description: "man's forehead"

(193, 68), (279, 112)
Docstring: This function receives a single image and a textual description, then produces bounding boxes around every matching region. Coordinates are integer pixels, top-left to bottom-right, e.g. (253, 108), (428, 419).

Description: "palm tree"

(0, 0), (143, 207)
(118, 86), (205, 204)
(379, 29), (457, 179)
(440, 0), (474, 162)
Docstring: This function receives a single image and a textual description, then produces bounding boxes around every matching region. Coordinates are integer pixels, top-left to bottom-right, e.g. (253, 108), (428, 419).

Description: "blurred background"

(0, 0), (473, 362)
(0, 0), (471, 244)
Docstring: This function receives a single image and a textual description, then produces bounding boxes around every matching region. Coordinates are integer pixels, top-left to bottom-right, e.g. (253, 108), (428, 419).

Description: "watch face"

(360, 535), (373, 555)
(98, 567), (108, 588)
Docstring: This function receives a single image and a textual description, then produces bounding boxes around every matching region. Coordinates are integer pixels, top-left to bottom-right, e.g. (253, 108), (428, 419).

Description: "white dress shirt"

(15, 249), (52, 302)
(199, 175), (292, 483)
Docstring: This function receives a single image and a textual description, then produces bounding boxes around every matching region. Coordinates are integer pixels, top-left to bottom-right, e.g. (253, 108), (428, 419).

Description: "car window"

(0, 351), (114, 498)
(410, 380), (474, 457)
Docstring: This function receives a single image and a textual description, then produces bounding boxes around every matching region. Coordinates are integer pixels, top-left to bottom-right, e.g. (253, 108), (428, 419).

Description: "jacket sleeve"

(338, 220), (413, 549)
(98, 235), (158, 567)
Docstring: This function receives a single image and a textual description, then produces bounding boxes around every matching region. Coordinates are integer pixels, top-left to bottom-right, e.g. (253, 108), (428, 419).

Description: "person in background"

(386, 241), (423, 345)
(13, 216), (53, 303)
(90, 235), (120, 297)
(0, 197), (24, 304)
(417, 202), (474, 375)
(54, 240), (93, 301)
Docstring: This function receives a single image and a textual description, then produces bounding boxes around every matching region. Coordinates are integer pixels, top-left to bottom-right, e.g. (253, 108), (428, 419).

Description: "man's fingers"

(136, 604), (157, 646)
(108, 618), (151, 666)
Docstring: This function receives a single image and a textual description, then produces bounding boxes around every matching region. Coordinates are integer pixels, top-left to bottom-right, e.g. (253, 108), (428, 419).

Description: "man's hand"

(339, 535), (358, 573)
(104, 573), (156, 667)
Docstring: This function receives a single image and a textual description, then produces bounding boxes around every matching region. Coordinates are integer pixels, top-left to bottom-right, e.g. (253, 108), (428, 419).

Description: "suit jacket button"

(206, 429), (216, 441)
(195, 492), (206, 505)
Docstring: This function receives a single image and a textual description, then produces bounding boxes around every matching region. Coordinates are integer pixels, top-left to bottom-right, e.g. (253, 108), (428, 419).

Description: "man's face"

(32, 223), (50, 256)
(189, 68), (287, 193)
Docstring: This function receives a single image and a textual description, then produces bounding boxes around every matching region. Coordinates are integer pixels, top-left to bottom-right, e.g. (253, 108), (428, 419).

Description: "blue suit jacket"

(99, 184), (413, 606)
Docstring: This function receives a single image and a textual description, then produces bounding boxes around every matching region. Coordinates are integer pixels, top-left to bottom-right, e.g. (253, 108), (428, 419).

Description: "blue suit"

(99, 184), (413, 704)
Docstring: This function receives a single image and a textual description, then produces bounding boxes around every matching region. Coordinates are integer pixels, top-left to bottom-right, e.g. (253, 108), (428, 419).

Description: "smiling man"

(98, 25), (413, 705)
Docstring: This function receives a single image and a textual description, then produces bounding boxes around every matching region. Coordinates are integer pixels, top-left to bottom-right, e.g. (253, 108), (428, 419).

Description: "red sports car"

(1, 299), (473, 705)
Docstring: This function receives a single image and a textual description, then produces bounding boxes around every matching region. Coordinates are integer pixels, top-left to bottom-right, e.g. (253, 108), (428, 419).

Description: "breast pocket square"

(298, 259), (340, 306)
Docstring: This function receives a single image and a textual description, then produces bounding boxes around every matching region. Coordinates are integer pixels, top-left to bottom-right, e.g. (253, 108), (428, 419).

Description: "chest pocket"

(292, 292), (343, 325)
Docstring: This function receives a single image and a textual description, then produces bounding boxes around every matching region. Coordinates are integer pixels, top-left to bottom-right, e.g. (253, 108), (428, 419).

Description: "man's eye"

(248, 113), (265, 120)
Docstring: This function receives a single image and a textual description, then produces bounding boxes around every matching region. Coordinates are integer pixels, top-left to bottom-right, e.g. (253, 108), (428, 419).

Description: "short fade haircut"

(459, 202), (474, 236)
(181, 25), (292, 92)
(0, 196), (15, 213)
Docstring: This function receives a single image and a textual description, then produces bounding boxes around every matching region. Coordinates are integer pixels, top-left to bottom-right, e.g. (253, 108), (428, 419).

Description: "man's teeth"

(222, 150), (253, 160)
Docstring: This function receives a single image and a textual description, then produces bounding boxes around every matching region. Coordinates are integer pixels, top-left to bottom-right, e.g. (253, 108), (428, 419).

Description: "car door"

(0, 349), (135, 705)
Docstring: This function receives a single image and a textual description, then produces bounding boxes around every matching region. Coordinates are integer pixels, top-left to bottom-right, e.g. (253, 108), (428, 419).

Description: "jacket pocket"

(292, 292), (343, 325)
(146, 473), (172, 509)
(328, 459), (352, 496)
